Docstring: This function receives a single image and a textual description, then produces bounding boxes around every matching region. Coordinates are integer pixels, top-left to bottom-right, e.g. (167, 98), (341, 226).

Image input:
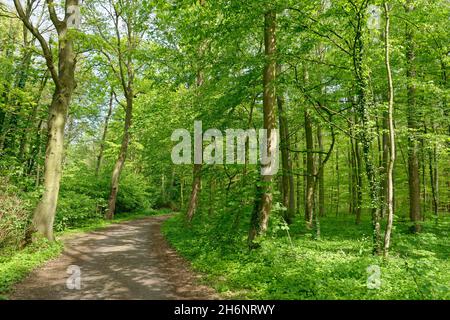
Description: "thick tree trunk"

(352, 4), (381, 253)
(257, 9), (277, 234)
(14, 0), (80, 241)
(33, 88), (72, 240)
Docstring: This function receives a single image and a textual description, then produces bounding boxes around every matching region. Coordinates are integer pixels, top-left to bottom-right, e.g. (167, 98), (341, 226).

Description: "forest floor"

(10, 215), (217, 300)
(163, 213), (450, 299)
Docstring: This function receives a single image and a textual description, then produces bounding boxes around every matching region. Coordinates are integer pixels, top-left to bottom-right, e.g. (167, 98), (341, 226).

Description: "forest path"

(11, 214), (217, 300)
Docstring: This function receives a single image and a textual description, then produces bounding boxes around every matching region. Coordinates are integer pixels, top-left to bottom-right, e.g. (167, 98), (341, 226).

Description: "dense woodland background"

(0, 0), (449, 299)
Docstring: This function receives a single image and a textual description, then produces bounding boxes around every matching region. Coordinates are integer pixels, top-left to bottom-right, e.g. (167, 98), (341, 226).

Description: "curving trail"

(11, 215), (217, 300)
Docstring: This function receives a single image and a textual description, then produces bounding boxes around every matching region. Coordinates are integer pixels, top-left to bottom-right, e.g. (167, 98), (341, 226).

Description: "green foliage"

(0, 0), (449, 301)
(0, 178), (33, 250)
(54, 191), (105, 232)
(163, 213), (450, 300)
(115, 172), (156, 213)
(54, 163), (156, 232)
(0, 239), (63, 295)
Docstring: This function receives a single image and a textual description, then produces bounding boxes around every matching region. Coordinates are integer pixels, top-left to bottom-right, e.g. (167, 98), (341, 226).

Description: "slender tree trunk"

(32, 120), (44, 187)
(185, 0), (207, 223)
(18, 74), (48, 166)
(294, 133), (302, 215)
(348, 137), (354, 215)
(317, 125), (325, 217)
(335, 144), (340, 216)
(426, 123), (439, 220)
(305, 107), (315, 227)
(381, 110), (389, 219)
(107, 96), (132, 220)
(277, 68), (295, 223)
(186, 163), (202, 222)
(296, 155), (302, 215)
(405, 1), (421, 233)
(96, 90), (114, 177)
(383, 2), (396, 257)
(350, 119), (363, 224)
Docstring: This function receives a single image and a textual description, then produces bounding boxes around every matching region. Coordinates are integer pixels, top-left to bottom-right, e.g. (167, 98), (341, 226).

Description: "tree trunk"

(13, 0), (79, 241)
(248, 10), (277, 245)
(18, 74), (48, 168)
(383, 2), (396, 257)
(317, 125), (325, 217)
(33, 88), (73, 240)
(405, 1), (421, 233)
(277, 69), (295, 224)
(352, 4), (381, 253)
(335, 144), (340, 216)
(381, 110), (389, 219)
(96, 90), (114, 177)
(305, 108), (315, 227)
(426, 123), (439, 220)
(185, 0), (207, 223)
(107, 96), (132, 220)
(186, 163), (202, 222)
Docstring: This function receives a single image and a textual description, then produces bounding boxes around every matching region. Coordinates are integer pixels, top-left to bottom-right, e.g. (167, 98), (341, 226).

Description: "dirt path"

(11, 215), (218, 300)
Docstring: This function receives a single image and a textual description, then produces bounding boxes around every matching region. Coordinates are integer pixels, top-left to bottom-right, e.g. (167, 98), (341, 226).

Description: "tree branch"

(13, 0), (60, 88)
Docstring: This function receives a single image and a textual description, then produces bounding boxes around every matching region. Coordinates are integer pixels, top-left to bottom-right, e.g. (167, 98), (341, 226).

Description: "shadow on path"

(11, 215), (218, 300)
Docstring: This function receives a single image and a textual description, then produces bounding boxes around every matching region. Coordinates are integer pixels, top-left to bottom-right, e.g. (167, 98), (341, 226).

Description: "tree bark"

(186, 163), (202, 222)
(96, 90), (114, 177)
(383, 2), (396, 257)
(107, 95), (132, 220)
(248, 9), (277, 245)
(14, 0), (79, 241)
(185, 0), (207, 223)
(426, 123), (439, 220)
(405, 1), (422, 233)
(305, 108), (315, 227)
(352, 4), (381, 253)
(277, 68), (295, 224)
(317, 125), (325, 217)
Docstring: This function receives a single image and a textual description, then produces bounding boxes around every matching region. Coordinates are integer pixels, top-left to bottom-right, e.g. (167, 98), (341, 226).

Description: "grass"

(0, 208), (170, 298)
(0, 239), (63, 296)
(162, 212), (450, 300)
